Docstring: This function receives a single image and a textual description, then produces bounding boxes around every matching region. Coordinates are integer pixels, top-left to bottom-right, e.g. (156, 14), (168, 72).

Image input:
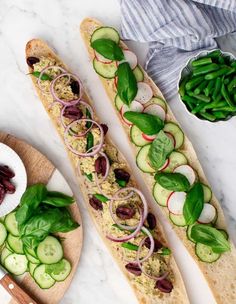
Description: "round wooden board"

(0, 132), (83, 304)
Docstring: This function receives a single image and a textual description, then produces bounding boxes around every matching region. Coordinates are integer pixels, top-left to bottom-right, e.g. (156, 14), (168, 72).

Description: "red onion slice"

(137, 227), (155, 263)
(37, 65), (66, 92)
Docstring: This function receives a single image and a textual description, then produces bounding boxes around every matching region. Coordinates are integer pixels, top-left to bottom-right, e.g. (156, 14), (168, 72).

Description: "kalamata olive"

(1, 179), (15, 194)
(26, 56), (40, 68)
(116, 206), (135, 220)
(0, 165), (15, 179)
(147, 212), (157, 230)
(101, 124), (108, 135)
(155, 278), (173, 293)
(114, 169), (130, 183)
(144, 237), (162, 252)
(95, 156), (107, 176)
(70, 81), (80, 95)
(0, 185), (6, 205)
(89, 196), (103, 211)
(63, 106), (83, 119)
(125, 263), (142, 276)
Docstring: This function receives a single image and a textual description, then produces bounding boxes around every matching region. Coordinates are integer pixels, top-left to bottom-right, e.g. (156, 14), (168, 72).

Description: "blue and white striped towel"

(120, 0), (236, 99)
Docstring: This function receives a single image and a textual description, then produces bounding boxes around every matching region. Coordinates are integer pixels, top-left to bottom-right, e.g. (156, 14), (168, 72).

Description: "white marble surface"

(0, 1), (236, 304)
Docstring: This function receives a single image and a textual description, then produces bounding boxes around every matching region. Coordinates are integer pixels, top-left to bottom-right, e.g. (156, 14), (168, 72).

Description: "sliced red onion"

(37, 65), (66, 92)
(137, 227), (155, 263)
(64, 119), (104, 157)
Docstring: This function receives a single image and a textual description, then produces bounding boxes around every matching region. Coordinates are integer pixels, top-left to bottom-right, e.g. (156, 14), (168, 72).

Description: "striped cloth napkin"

(120, 0), (236, 99)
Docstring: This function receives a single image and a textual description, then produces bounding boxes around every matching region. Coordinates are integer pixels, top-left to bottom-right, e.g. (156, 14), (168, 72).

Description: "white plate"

(0, 143), (27, 217)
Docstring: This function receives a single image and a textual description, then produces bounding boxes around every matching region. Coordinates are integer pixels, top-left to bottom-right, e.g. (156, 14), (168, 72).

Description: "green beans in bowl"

(178, 49), (236, 122)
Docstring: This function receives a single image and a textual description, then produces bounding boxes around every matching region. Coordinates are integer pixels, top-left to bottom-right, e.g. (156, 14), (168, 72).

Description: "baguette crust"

(80, 17), (236, 304)
(26, 39), (189, 303)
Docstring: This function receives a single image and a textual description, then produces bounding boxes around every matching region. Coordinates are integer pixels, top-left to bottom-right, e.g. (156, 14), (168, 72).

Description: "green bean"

(203, 100), (228, 110)
(231, 61), (236, 68)
(205, 67), (232, 80)
(185, 76), (204, 90)
(213, 106), (236, 112)
(228, 78), (236, 92)
(206, 50), (221, 58)
(218, 56), (225, 64)
(224, 78), (230, 85)
(212, 77), (221, 100)
(213, 111), (228, 119)
(179, 76), (189, 97)
(191, 103), (207, 114)
(221, 83), (235, 107)
(182, 95), (200, 105)
(193, 94), (211, 103)
(204, 80), (215, 96)
(192, 57), (212, 67)
(192, 63), (219, 77)
(194, 80), (208, 94)
(199, 112), (216, 121)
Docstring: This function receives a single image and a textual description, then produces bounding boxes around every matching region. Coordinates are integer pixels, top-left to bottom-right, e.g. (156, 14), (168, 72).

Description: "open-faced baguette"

(26, 39), (189, 303)
(80, 18), (236, 304)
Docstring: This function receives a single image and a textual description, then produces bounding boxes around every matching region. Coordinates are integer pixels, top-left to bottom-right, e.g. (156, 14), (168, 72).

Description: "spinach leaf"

(117, 62), (137, 106)
(154, 172), (190, 192)
(31, 71), (52, 81)
(42, 191), (74, 207)
(148, 130), (174, 169)
(15, 184), (47, 229)
(123, 112), (164, 135)
(183, 183), (204, 225)
(86, 132), (94, 151)
(91, 38), (124, 61)
(191, 224), (230, 253)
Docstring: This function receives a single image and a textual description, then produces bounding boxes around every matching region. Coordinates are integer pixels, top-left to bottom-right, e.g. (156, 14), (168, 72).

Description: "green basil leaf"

(121, 242), (139, 251)
(85, 173), (93, 182)
(160, 247), (171, 256)
(50, 208), (79, 233)
(91, 38), (124, 61)
(191, 224), (230, 253)
(42, 191), (74, 207)
(116, 179), (127, 188)
(86, 108), (92, 129)
(148, 130), (174, 169)
(31, 71), (52, 81)
(86, 132), (94, 151)
(123, 112), (164, 135)
(154, 172), (190, 191)
(93, 193), (109, 202)
(117, 62), (137, 106)
(183, 183), (204, 225)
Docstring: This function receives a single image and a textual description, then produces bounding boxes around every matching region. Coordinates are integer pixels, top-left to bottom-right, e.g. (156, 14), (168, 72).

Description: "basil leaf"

(148, 130), (174, 169)
(191, 224), (230, 253)
(93, 193), (109, 202)
(42, 191), (74, 207)
(160, 247), (171, 256)
(86, 108), (92, 129)
(85, 173), (93, 181)
(154, 172), (190, 192)
(50, 208), (79, 233)
(86, 132), (94, 151)
(117, 62), (137, 106)
(124, 112), (164, 135)
(31, 71), (52, 81)
(91, 38), (124, 61)
(183, 183), (204, 225)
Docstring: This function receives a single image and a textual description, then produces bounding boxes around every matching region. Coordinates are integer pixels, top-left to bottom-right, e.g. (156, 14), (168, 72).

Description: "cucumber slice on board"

(4, 212), (19, 236)
(169, 213), (187, 227)
(33, 264), (55, 289)
(91, 26), (120, 43)
(146, 97), (167, 112)
(163, 151), (188, 172)
(1, 247), (12, 265)
(29, 262), (38, 276)
(130, 125), (152, 147)
(24, 246), (38, 259)
(202, 184), (212, 203)
(163, 122), (184, 149)
(46, 259), (72, 282)
(7, 234), (24, 254)
(195, 243), (220, 263)
(93, 58), (117, 79)
(37, 236), (63, 264)
(136, 145), (155, 173)
(133, 65), (144, 82)
(25, 252), (40, 264)
(4, 253), (28, 275)
(115, 94), (124, 111)
(187, 224), (197, 242)
(153, 182), (173, 207)
(0, 222), (7, 246)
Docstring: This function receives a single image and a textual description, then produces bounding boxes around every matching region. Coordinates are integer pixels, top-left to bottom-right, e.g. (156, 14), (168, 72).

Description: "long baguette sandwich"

(25, 39), (189, 303)
(80, 18), (236, 304)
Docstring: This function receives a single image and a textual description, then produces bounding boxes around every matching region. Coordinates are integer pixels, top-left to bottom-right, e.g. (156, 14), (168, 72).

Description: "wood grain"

(0, 132), (83, 304)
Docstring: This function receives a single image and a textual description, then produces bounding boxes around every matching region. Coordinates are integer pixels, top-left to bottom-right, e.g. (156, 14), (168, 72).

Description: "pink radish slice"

(144, 104), (166, 121)
(158, 158), (170, 171)
(94, 51), (113, 64)
(123, 50), (138, 69)
(135, 82), (153, 104)
(120, 101), (144, 126)
(173, 165), (196, 186)
(198, 204), (216, 224)
(167, 192), (186, 215)
(114, 76), (118, 88)
(142, 133), (157, 142)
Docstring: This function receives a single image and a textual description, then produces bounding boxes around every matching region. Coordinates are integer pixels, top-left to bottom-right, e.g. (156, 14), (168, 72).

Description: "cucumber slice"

(4, 212), (19, 236)
(187, 224), (197, 242)
(115, 94), (124, 111)
(1, 247), (12, 265)
(0, 222), (7, 246)
(46, 259), (71, 282)
(37, 236), (63, 265)
(93, 58), (117, 79)
(5, 241), (13, 252)
(7, 234), (24, 254)
(163, 123), (184, 149)
(147, 97), (167, 112)
(0, 216), (5, 222)
(202, 184), (212, 203)
(24, 246), (38, 259)
(195, 243), (220, 263)
(130, 125), (151, 147)
(133, 65), (144, 82)
(29, 262), (38, 276)
(26, 252), (40, 264)
(163, 151), (188, 172)
(91, 26), (120, 43)
(169, 213), (187, 227)
(153, 182), (172, 207)
(136, 145), (155, 173)
(4, 253), (28, 275)
(218, 229), (229, 240)
(33, 264), (55, 289)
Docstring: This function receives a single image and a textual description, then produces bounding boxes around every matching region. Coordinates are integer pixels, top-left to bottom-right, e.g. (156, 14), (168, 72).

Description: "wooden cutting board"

(0, 132), (83, 304)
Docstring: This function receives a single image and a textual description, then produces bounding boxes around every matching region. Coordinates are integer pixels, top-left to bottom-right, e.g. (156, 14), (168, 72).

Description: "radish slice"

(123, 50), (138, 69)
(135, 82), (153, 104)
(158, 158), (170, 171)
(114, 76), (118, 88)
(198, 204), (216, 224)
(173, 165), (196, 186)
(167, 192), (186, 215)
(144, 104), (166, 121)
(94, 51), (112, 64)
(165, 132), (176, 148)
(120, 101), (144, 125)
(142, 133), (157, 142)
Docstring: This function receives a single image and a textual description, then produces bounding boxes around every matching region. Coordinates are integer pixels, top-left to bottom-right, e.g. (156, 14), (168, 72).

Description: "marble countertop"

(0, 1), (236, 304)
